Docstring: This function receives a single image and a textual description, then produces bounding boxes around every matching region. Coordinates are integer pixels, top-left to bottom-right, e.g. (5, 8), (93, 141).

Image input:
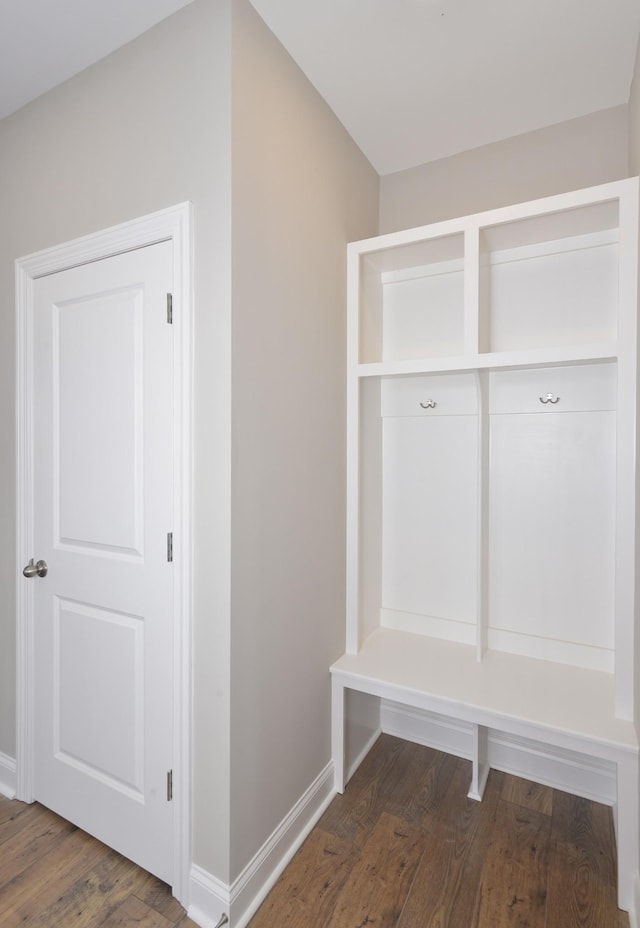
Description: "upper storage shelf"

(358, 232), (465, 363)
(351, 185), (627, 372)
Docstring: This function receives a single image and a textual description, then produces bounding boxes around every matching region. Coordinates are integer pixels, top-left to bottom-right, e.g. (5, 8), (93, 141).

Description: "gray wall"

(379, 105), (629, 232)
(229, 0), (378, 878)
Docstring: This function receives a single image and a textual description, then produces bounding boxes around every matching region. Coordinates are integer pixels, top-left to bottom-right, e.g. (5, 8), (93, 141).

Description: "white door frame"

(15, 203), (193, 905)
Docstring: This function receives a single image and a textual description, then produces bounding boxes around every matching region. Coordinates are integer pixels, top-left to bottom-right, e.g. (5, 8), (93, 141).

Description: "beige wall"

(229, 0), (378, 879)
(0, 0), (233, 881)
(630, 36), (640, 175)
(379, 106), (629, 232)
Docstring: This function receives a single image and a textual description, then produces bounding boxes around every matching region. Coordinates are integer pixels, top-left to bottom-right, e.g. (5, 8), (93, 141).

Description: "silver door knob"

(23, 558), (48, 578)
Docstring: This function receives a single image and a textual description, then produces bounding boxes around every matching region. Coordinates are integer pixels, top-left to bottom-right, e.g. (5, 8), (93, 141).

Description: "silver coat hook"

(420, 399), (437, 409)
(539, 393), (560, 405)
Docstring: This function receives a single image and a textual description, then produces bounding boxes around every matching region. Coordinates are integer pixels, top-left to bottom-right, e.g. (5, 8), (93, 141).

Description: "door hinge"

(167, 770), (173, 802)
(166, 292), (173, 324)
(167, 532), (173, 563)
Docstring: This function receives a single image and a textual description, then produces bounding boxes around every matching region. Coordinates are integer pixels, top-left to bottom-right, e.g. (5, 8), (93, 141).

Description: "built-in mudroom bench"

(330, 178), (640, 914)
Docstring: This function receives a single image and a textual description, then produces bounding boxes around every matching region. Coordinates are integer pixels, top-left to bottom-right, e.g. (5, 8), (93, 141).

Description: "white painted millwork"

(16, 203), (193, 901)
(31, 243), (173, 881)
(333, 178), (640, 913)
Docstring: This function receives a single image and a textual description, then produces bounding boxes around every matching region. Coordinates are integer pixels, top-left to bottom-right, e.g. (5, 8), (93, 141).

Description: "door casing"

(15, 203), (193, 904)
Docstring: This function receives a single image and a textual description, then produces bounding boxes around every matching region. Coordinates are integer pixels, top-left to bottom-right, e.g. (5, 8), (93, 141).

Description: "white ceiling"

(1, 0), (639, 176)
(250, 0), (640, 175)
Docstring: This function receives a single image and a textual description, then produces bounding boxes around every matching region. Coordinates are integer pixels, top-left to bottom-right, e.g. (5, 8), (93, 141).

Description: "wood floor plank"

(501, 774), (553, 816)
(330, 812), (424, 928)
(396, 764), (502, 928)
(474, 798), (551, 928)
(248, 828), (360, 928)
(96, 894), (175, 928)
(545, 838), (620, 928)
(11, 851), (142, 928)
(370, 740), (443, 822)
(0, 806), (76, 886)
(404, 749), (461, 828)
(318, 735), (410, 843)
(0, 825), (107, 924)
(0, 797), (33, 829)
(0, 802), (193, 927)
(551, 790), (618, 888)
(133, 877), (190, 923)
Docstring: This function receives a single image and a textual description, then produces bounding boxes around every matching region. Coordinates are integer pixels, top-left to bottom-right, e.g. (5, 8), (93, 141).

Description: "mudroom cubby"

(332, 179), (640, 911)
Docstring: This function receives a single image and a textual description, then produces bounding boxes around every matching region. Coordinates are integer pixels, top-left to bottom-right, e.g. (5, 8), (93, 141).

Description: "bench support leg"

(468, 724), (490, 801)
(615, 752), (639, 912)
(331, 675), (346, 794)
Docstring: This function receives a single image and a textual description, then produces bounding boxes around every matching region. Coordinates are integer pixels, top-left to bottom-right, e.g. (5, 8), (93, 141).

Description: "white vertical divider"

(465, 225), (489, 662)
(464, 223), (480, 357)
(346, 245), (362, 654)
(613, 179), (639, 721)
(467, 724), (490, 801)
(475, 370), (490, 661)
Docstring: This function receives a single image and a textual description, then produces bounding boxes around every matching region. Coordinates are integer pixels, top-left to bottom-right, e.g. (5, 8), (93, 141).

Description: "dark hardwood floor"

(248, 734), (629, 928)
(0, 796), (198, 927)
(0, 735), (629, 927)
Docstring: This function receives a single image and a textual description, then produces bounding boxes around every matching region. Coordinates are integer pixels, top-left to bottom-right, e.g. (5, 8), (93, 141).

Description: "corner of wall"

(189, 762), (335, 928)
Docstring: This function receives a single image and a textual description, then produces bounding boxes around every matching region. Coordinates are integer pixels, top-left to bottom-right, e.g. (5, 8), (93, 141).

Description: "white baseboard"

(381, 701), (471, 759)
(188, 761), (336, 928)
(0, 752), (16, 799)
(488, 730), (616, 805)
(630, 871), (640, 928)
(189, 866), (231, 928)
(381, 699), (617, 806)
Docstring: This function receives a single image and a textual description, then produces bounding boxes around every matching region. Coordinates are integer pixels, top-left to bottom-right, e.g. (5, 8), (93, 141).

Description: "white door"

(28, 241), (174, 883)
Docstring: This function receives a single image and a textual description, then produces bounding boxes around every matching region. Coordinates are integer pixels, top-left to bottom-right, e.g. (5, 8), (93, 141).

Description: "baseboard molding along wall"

(630, 871), (640, 928)
(0, 752), (16, 799)
(188, 761), (335, 928)
(380, 699), (617, 806)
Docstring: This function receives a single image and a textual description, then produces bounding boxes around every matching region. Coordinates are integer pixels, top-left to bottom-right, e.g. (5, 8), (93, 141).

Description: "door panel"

(56, 287), (144, 553)
(31, 241), (174, 882)
(55, 599), (144, 796)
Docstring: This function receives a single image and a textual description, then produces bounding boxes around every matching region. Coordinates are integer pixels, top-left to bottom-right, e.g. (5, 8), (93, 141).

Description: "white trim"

(188, 866), (231, 928)
(15, 202), (193, 905)
(630, 871), (640, 928)
(188, 762), (336, 928)
(380, 700), (617, 807)
(489, 730), (616, 806)
(0, 751), (17, 799)
(381, 700), (473, 759)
